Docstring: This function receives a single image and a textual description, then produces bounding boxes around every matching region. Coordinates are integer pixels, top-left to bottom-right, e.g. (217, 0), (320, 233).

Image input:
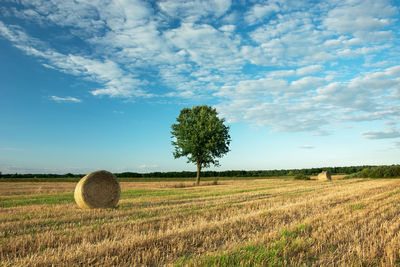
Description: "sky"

(0, 0), (400, 174)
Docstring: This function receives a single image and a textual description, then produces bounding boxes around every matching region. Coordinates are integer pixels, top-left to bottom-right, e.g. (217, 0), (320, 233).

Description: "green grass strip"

(176, 224), (316, 267)
(0, 185), (273, 207)
(0, 193), (74, 207)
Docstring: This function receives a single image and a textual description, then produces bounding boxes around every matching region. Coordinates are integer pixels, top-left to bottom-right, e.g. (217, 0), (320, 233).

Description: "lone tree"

(171, 105), (231, 185)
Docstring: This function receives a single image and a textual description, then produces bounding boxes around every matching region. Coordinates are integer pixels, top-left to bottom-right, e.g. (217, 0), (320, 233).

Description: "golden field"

(1, 177), (400, 266)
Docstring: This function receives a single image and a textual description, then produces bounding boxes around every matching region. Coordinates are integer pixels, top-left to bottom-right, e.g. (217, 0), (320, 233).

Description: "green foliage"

(171, 105), (230, 184)
(346, 165), (400, 178)
(293, 174), (311, 180)
(171, 105), (231, 167)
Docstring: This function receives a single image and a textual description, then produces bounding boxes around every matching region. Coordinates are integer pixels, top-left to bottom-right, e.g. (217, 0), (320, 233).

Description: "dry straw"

(74, 170), (121, 209)
(318, 170), (332, 181)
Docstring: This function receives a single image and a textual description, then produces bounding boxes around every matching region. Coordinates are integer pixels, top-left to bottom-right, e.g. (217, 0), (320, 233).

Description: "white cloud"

(322, 0), (397, 34)
(343, 109), (400, 122)
(314, 66), (400, 111)
(215, 77), (288, 99)
(296, 65), (324, 76)
(247, 12), (337, 66)
(164, 23), (242, 70)
(219, 24), (235, 32)
(363, 60), (389, 68)
(244, 3), (279, 25)
(290, 77), (325, 91)
(298, 145), (315, 149)
(138, 164), (159, 169)
(267, 69), (296, 77)
(312, 130), (333, 136)
(216, 64), (400, 134)
(50, 96), (82, 103)
(217, 95), (330, 132)
(158, 0), (231, 22)
(337, 44), (392, 58)
(268, 65), (324, 77)
(386, 65), (400, 76)
(0, 0), (399, 137)
(362, 128), (400, 139)
(244, 0), (398, 68)
(0, 21), (150, 98)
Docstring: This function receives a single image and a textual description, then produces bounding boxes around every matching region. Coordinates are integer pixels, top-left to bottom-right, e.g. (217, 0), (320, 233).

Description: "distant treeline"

(0, 172), (82, 178)
(346, 165), (400, 178)
(0, 165), (374, 179)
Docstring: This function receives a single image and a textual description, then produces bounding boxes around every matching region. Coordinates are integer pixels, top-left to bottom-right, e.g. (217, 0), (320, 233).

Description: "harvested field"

(1, 178), (400, 266)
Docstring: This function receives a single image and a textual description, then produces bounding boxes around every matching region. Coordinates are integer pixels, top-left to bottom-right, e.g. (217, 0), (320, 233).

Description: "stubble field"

(1, 177), (400, 266)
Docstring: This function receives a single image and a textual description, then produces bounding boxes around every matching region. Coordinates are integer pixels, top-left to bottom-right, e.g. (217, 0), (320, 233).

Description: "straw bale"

(317, 170), (332, 181)
(74, 170), (120, 209)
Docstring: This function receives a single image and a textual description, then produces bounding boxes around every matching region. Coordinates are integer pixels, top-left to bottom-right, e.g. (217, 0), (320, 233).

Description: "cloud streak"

(362, 128), (400, 140)
(50, 96), (82, 103)
(298, 145), (315, 150)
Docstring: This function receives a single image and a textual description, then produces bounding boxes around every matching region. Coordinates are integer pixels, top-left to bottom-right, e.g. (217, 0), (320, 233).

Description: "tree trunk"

(196, 162), (201, 186)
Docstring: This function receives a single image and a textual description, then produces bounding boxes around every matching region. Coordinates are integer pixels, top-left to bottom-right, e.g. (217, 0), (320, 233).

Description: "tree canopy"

(171, 105), (231, 185)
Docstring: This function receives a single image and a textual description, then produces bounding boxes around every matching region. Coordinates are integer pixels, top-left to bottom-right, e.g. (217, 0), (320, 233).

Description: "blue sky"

(0, 0), (399, 174)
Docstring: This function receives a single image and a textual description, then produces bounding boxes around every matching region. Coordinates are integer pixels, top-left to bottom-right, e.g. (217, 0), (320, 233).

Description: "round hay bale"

(317, 170), (332, 181)
(74, 170), (120, 209)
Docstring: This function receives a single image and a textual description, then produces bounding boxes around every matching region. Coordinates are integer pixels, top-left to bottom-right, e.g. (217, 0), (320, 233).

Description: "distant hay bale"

(318, 170), (332, 181)
(74, 170), (121, 209)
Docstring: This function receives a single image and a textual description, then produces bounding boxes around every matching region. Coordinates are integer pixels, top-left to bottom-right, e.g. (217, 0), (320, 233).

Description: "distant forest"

(0, 165), (378, 178)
